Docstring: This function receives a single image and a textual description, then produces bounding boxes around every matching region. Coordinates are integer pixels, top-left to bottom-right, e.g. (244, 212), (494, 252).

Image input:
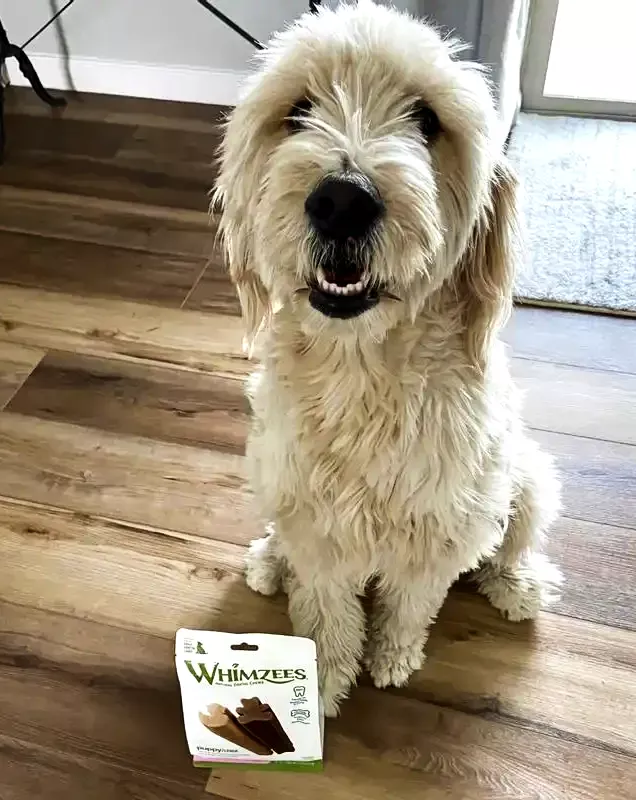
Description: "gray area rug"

(507, 113), (636, 314)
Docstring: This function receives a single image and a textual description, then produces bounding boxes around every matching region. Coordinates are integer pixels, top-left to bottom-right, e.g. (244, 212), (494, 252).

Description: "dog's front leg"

(245, 523), (283, 596)
(287, 569), (365, 717)
(365, 564), (457, 690)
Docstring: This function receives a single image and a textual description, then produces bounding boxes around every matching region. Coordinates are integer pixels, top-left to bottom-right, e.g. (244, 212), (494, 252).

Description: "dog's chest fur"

(247, 314), (509, 571)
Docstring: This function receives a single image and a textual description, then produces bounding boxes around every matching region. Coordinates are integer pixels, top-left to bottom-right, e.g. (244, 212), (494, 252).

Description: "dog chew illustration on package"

(175, 630), (323, 771)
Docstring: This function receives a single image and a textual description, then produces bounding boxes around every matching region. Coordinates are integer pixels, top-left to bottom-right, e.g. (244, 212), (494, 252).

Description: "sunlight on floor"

(544, 0), (636, 103)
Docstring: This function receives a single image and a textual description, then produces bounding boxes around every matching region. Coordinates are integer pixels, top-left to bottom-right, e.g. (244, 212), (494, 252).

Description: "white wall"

(0, 0), (308, 71)
(1, 1), (424, 104)
(0, 0), (312, 103)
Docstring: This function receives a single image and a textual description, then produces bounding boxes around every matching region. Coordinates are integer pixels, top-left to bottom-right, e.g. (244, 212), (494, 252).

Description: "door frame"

(521, 0), (636, 118)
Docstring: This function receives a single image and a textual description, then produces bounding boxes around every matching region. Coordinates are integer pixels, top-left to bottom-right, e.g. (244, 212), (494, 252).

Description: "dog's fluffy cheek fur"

(252, 137), (327, 296)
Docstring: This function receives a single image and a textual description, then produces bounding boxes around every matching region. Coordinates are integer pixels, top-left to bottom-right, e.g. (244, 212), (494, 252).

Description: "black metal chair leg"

(12, 45), (67, 108)
(0, 82), (6, 164)
(0, 17), (67, 163)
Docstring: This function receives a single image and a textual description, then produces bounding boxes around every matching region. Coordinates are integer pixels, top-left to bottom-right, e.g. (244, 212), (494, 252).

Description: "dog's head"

(216, 0), (518, 361)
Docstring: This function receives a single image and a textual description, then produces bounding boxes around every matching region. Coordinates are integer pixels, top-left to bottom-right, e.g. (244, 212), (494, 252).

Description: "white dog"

(215, 0), (562, 716)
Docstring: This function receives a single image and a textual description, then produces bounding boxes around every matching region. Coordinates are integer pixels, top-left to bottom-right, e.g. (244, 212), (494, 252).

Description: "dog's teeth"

(315, 276), (368, 296)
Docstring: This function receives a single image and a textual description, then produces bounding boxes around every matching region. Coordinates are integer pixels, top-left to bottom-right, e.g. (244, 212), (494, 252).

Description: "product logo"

(184, 661), (307, 685)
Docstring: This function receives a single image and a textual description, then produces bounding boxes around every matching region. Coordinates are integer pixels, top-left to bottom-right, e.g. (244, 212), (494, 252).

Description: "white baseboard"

(7, 54), (250, 106)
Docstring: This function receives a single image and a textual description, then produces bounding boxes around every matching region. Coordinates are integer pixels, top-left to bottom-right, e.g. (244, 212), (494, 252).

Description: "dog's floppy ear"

(213, 107), (272, 355)
(214, 206), (271, 356)
(455, 160), (519, 368)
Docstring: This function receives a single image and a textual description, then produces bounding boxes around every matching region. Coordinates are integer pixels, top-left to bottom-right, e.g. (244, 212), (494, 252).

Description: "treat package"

(175, 629), (323, 771)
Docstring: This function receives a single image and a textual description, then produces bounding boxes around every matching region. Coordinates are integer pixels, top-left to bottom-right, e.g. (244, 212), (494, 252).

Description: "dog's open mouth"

(308, 264), (380, 319)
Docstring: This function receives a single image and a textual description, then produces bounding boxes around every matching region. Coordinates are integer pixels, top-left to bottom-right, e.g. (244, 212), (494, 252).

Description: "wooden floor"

(0, 89), (635, 800)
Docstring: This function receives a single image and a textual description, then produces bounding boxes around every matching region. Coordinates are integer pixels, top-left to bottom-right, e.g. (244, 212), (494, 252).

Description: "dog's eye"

(286, 98), (312, 132)
(412, 101), (441, 143)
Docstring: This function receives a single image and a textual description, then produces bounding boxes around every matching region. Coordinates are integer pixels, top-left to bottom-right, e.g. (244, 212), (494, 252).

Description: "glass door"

(522, 0), (636, 118)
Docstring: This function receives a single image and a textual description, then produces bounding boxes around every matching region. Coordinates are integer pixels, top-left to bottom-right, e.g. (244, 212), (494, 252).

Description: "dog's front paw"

(245, 536), (281, 596)
(474, 553), (563, 622)
(365, 641), (424, 689)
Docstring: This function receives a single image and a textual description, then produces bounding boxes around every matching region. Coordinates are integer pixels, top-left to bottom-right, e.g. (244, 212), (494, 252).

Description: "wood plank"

(0, 599), (176, 690)
(0, 341), (44, 410)
(0, 286), (247, 375)
(415, 592), (636, 754)
(6, 86), (227, 132)
(0, 603), (207, 794)
(0, 150), (212, 211)
(513, 358), (636, 444)
(8, 351), (249, 454)
(116, 124), (222, 166)
(6, 107), (220, 166)
(534, 429), (636, 529)
(2, 600), (631, 800)
(1, 501), (633, 756)
(182, 260), (238, 315)
(505, 306), (636, 374)
(208, 685), (636, 800)
(546, 517), (636, 630)
(0, 500), (286, 636)
(0, 186), (213, 258)
(0, 230), (208, 307)
(0, 413), (257, 545)
(5, 113), (130, 160)
(0, 741), (207, 800)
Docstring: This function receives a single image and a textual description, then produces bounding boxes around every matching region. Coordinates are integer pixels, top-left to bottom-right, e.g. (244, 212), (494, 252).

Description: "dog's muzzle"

(304, 173), (384, 319)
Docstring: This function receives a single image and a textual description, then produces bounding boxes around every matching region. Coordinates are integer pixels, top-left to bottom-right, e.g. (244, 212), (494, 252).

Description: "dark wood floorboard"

(0, 150), (214, 211)
(116, 124), (222, 165)
(0, 342), (44, 410)
(7, 350), (249, 453)
(182, 261), (242, 315)
(4, 113), (131, 160)
(0, 742), (208, 800)
(4, 87), (226, 129)
(0, 186), (212, 258)
(0, 230), (207, 307)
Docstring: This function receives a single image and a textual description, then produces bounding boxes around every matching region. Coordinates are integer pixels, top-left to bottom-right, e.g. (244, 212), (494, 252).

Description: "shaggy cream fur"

(215, 0), (562, 717)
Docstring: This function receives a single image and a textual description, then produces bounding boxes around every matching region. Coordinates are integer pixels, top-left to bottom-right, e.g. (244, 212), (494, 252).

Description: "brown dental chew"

(199, 703), (273, 756)
(235, 697), (295, 754)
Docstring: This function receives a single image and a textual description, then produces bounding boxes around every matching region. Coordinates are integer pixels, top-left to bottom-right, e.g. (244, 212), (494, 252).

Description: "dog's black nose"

(305, 174), (382, 241)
